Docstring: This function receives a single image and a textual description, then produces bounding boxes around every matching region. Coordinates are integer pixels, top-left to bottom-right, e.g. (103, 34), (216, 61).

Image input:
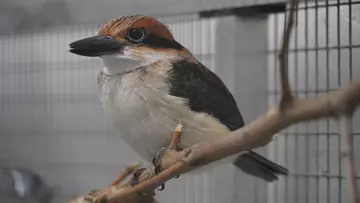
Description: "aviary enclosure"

(0, 0), (360, 203)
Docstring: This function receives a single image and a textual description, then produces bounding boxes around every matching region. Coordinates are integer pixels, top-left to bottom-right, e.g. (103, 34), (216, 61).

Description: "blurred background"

(0, 0), (360, 202)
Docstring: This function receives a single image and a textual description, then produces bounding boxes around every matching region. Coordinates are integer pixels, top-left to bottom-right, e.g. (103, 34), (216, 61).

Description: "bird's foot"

(130, 168), (147, 196)
(130, 168), (146, 186)
(152, 123), (183, 191)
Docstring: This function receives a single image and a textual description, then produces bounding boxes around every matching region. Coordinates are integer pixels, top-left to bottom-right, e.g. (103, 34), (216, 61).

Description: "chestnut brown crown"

(69, 14), (188, 58)
(99, 14), (174, 42)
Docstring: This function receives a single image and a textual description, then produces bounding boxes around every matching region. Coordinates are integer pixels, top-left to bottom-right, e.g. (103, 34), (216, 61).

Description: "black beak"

(68, 35), (124, 57)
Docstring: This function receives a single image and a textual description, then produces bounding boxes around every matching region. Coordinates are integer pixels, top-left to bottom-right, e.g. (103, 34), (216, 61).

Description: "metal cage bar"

(267, 1), (360, 203)
(0, 0), (360, 202)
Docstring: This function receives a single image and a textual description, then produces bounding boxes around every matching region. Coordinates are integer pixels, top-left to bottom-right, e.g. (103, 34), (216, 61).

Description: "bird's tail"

(232, 150), (288, 182)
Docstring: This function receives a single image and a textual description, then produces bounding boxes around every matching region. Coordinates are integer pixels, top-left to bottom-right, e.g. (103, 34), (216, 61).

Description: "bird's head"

(69, 14), (191, 74)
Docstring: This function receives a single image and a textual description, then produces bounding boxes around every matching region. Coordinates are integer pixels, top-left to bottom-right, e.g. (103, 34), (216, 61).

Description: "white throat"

(101, 50), (180, 75)
(101, 55), (141, 75)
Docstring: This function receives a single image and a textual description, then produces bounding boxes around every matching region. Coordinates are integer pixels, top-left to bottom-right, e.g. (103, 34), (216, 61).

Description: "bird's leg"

(130, 168), (148, 196)
(130, 168), (147, 186)
(169, 125), (183, 179)
(152, 123), (183, 191)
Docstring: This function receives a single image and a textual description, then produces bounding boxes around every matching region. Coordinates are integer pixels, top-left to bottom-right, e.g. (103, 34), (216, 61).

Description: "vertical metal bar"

(348, 3), (355, 202)
(44, 29), (49, 118)
(283, 8), (289, 203)
(325, 0), (331, 202)
(315, 0), (320, 202)
(29, 29), (34, 144)
(200, 16), (204, 68)
(336, 0), (342, 202)
(8, 35), (13, 107)
(349, 0), (353, 82)
(199, 16), (205, 203)
(294, 2), (299, 202)
(254, 14), (259, 199)
(190, 15), (196, 203)
(189, 14), (193, 60)
(304, 0), (310, 203)
(12, 33), (16, 142)
(273, 13), (279, 203)
(0, 37), (3, 108)
(254, 176), (258, 203)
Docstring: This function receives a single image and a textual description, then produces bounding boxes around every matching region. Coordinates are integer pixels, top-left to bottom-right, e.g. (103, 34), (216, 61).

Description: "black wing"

(167, 59), (244, 131)
(167, 59), (289, 181)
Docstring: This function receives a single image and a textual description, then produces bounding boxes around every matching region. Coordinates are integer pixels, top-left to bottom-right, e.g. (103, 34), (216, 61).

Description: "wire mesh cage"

(0, 0), (360, 203)
(267, 1), (360, 203)
(0, 14), (221, 203)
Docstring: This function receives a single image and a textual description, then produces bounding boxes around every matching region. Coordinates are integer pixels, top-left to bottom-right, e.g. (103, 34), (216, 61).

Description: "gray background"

(0, 0), (360, 203)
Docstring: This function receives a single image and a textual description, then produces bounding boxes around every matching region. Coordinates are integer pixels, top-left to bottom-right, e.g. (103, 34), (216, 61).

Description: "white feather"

(99, 54), (237, 174)
(101, 54), (140, 75)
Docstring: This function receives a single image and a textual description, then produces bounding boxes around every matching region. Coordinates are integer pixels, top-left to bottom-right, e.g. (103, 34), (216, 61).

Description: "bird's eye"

(127, 28), (145, 43)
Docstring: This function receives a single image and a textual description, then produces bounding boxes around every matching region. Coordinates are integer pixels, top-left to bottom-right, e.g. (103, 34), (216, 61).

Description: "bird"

(68, 14), (288, 183)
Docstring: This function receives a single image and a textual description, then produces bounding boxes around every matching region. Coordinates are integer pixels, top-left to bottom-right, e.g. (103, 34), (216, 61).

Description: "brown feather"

(98, 14), (174, 41)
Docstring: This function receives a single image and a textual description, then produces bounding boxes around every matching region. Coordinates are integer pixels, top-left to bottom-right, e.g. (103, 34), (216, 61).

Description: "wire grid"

(267, 1), (360, 203)
(0, 14), (225, 203)
(1, 1), (360, 202)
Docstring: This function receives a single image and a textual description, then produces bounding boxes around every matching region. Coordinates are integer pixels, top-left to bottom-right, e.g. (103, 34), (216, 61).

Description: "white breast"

(98, 65), (230, 163)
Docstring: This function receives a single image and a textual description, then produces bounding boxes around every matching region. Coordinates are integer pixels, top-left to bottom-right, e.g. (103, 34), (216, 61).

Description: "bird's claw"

(151, 123), (183, 191)
(130, 168), (146, 186)
(152, 147), (168, 191)
(130, 168), (147, 196)
(152, 147), (168, 173)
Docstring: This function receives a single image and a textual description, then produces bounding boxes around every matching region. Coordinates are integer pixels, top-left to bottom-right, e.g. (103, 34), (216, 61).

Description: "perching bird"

(68, 14), (288, 182)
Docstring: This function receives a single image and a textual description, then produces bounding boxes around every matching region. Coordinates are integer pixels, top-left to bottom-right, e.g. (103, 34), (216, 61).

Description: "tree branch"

(278, 0), (297, 107)
(339, 115), (360, 203)
(69, 79), (360, 203)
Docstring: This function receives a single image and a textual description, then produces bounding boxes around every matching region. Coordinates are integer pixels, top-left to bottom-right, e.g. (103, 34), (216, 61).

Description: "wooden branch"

(278, 0), (297, 107)
(69, 79), (360, 203)
(68, 162), (160, 203)
(109, 162), (141, 186)
(339, 115), (360, 203)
